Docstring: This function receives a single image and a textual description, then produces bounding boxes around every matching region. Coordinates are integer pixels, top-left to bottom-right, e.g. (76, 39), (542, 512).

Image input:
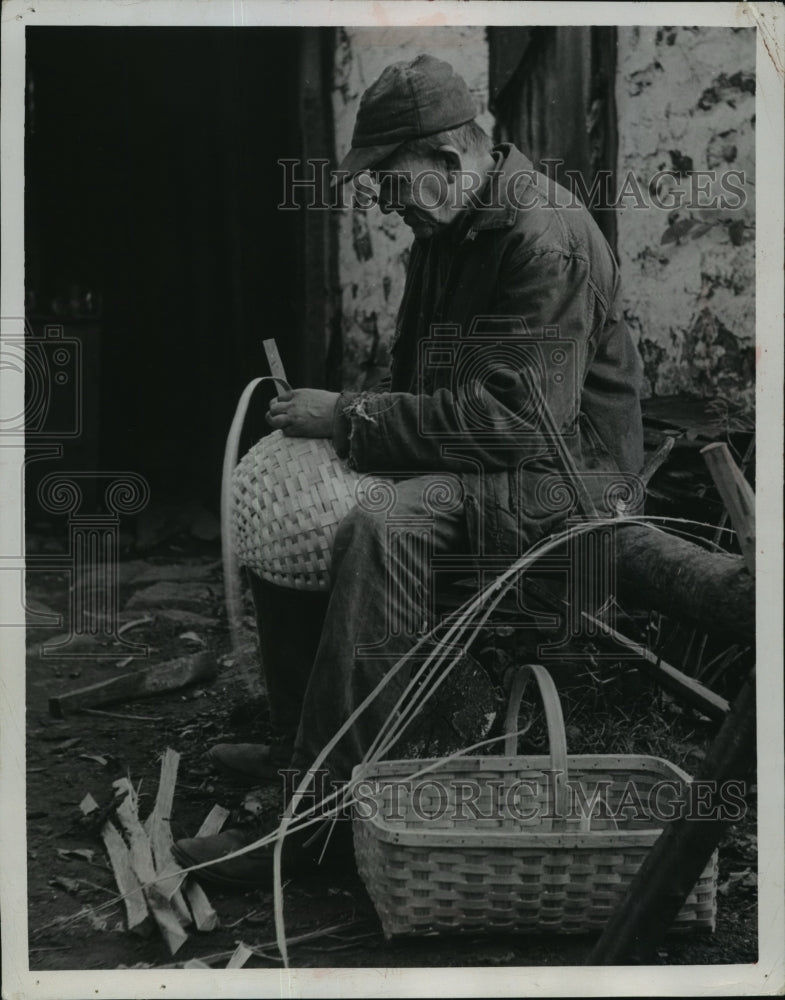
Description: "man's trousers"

(250, 474), (469, 783)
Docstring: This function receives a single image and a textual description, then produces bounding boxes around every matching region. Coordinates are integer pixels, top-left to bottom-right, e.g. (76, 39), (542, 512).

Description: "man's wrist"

(332, 391), (358, 458)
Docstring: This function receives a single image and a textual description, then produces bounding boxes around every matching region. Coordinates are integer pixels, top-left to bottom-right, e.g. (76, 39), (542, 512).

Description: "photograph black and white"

(1, 2), (783, 997)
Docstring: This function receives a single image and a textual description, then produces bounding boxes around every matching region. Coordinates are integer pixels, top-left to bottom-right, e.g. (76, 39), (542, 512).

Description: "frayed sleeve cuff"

(332, 391), (359, 459)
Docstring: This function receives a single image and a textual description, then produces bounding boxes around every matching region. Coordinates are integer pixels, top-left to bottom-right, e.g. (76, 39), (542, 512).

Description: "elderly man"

(174, 54), (644, 887)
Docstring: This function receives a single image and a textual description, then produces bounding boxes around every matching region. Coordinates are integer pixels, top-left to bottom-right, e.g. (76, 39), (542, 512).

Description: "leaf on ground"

(53, 737), (82, 752)
(49, 876), (82, 894)
(179, 631), (205, 645)
(79, 754), (109, 766)
(56, 848), (95, 863)
(117, 617), (153, 636)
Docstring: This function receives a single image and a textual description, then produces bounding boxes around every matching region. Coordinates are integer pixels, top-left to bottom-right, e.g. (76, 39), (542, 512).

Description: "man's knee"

(333, 503), (388, 554)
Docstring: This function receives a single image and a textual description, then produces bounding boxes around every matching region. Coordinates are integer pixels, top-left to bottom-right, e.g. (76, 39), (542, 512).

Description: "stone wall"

(332, 27), (492, 389)
(615, 26), (756, 410)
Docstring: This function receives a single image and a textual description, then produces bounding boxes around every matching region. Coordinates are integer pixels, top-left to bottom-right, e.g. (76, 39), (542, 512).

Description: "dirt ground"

(24, 518), (758, 972)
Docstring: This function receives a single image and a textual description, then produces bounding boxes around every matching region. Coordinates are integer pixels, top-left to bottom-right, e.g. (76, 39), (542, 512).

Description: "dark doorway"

(25, 27), (337, 515)
(489, 26), (618, 252)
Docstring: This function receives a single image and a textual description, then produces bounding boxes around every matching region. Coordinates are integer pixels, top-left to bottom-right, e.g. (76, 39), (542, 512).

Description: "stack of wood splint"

(80, 748), (228, 955)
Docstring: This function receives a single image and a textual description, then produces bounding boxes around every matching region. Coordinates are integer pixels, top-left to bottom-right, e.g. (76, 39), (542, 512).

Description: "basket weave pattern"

(353, 757), (718, 937)
(231, 431), (361, 591)
(352, 665), (718, 938)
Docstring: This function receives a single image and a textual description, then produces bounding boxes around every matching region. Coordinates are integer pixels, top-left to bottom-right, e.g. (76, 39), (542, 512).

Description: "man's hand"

(266, 388), (340, 438)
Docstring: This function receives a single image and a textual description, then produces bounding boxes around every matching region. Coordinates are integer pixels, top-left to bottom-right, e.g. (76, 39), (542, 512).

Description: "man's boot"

(171, 813), (354, 890)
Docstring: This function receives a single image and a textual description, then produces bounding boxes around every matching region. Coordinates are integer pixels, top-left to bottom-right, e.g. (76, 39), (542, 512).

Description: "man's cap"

(336, 54), (477, 180)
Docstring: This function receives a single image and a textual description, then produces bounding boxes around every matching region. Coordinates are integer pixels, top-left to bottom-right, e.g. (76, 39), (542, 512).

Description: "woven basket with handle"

(351, 664), (718, 938)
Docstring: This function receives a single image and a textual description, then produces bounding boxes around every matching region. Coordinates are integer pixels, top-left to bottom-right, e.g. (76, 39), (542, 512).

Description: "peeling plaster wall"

(332, 28), (492, 389)
(616, 26), (756, 408)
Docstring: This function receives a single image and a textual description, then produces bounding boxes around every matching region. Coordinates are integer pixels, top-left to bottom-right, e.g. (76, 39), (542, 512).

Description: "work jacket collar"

(457, 143), (536, 242)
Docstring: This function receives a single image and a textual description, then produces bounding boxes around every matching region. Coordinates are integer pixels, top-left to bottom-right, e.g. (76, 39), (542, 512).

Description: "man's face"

(371, 149), (457, 240)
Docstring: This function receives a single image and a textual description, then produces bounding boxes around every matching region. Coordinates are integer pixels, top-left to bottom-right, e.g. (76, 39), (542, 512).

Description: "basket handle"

(220, 373), (293, 667)
(503, 664), (569, 818)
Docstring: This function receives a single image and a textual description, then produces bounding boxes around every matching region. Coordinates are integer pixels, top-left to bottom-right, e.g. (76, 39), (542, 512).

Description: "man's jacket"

(333, 144), (644, 557)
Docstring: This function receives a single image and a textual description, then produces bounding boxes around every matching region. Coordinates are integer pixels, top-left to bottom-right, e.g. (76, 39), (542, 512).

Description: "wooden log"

(112, 778), (188, 955)
(701, 442), (756, 575)
(582, 613), (730, 721)
(79, 793), (152, 936)
(590, 670), (756, 964)
(441, 518), (752, 717)
(613, 523), (754, 638)
(465, 521), (753, 639)
(49, 652), (217, 717)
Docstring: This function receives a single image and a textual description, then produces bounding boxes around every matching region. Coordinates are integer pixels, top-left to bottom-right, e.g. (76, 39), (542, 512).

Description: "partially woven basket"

(221, 374), (373, 593)
(232, 429), (361, 591)
(351, 664), (718, 939)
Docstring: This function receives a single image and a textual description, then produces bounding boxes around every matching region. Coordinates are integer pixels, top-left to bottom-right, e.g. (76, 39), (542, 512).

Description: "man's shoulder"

(487, 144), (612, 263)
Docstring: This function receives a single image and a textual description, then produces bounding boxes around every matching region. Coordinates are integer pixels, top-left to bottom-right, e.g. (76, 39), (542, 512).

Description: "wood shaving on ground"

(80, 750), (225, 954)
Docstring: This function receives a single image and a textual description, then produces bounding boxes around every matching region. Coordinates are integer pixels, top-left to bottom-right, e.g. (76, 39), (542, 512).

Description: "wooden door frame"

(488, 26), (619, 254)
(296, 27), (343, 390)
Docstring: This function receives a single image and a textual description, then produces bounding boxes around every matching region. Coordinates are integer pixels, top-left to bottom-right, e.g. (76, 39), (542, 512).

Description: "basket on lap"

(224, 370), (368, 593)
(232, 429), (362, 591)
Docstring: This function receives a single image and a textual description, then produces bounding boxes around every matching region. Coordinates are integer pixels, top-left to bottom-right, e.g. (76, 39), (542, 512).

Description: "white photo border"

(1, 2), (782, 997)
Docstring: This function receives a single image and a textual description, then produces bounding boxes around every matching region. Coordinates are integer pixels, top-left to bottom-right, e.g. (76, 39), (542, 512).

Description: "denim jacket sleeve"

(333, 247), (600, 474)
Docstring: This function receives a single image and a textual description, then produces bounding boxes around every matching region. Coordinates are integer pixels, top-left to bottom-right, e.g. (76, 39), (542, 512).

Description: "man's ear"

(436, 145), (463, 181)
